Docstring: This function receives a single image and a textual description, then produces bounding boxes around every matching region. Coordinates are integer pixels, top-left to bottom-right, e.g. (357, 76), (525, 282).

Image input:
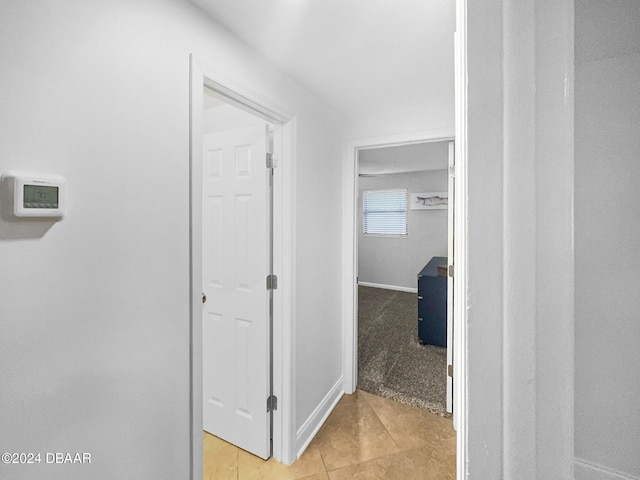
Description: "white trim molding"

(295, 378), (343, 459)
(357, 281), (418, 294)
(453, 1), (468, 476)
(342, 129), (455, 398)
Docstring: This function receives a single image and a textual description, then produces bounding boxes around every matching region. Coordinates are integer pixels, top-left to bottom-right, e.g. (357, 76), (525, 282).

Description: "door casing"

(342, 128), (455, 394)
(189, 54), (298, 479)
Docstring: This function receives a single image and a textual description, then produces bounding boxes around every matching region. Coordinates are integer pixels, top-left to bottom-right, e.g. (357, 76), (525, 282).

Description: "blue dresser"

(417, 256), (448, 347)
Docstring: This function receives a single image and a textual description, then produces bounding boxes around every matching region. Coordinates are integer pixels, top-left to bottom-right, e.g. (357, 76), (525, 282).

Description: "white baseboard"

(358, 281), (418, 294)
(295, 377), (343, 459)
(575, 457), (640, 480)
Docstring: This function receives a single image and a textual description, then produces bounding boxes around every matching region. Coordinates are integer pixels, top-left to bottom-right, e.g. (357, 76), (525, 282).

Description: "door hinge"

(266, 274), (278, 290)
(448, 264), (454, 278)
(266, 153), (278, 169)
(448, 364), (453, 378)
(267, 395), (278, 412)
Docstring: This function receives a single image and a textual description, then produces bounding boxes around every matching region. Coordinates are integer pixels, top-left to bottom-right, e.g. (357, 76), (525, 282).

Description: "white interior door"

(202, 124), (271, 459)
(446, 140), (454, 415)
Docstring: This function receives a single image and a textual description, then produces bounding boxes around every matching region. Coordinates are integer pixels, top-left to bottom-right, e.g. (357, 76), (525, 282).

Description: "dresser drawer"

(417, 257), (448, 347)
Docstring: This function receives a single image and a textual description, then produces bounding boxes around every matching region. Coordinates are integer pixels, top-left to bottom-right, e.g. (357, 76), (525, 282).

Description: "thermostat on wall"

(3, 171), (66, 218)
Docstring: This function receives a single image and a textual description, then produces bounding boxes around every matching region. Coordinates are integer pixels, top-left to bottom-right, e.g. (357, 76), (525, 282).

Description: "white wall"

(0, 1), (344, 477)
(341, 14), (455, 142)
(574, 1), (640, 478)
(358, 170), (448, 290)
(292, 105), (344, 446)
(344, 102), (454, 142)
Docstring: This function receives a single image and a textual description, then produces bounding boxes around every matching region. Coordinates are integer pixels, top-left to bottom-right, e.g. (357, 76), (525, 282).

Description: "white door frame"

(189, 54), (298, 479)
(446, 140), (455, 415)
(453, 1), (468, 475)
(341, 128), (460, 385)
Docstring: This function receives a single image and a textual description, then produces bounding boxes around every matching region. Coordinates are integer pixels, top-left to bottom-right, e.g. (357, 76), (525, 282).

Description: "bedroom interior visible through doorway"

(354, 138), (454, 416)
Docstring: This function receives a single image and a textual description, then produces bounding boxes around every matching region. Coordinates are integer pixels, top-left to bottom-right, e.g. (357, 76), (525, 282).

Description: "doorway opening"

(355, 139), (454, 416)
(201, 86), (277, 460)
(190, 55), (297, 479)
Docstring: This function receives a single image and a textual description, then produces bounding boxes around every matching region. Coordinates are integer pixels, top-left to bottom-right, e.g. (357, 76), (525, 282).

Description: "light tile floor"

(204, 390), (456, 480)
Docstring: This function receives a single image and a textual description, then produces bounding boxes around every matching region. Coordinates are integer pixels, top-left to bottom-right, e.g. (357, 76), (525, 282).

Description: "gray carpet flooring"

(358, 285), (449, 416)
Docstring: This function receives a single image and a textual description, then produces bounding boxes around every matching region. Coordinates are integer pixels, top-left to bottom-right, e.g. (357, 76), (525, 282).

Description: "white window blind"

(363, 188), (408, 236)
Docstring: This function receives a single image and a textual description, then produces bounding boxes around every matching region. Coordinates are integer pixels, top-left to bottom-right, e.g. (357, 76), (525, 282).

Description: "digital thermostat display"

(23, 184), (59, 209)
(1, 171), (66, 219)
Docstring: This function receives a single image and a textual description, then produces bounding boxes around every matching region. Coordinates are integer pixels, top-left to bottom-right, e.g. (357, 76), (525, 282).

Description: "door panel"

(202, 124), (271, 459)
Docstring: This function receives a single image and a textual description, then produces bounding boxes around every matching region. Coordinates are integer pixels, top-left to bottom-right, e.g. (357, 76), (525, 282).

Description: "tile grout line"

(236, 445), (239, 480)
(317, 447), (329, 477)
(357, 390), (402, 451)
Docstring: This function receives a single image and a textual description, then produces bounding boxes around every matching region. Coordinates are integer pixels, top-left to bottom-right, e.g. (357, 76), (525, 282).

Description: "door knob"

(202, 293), (207, 304)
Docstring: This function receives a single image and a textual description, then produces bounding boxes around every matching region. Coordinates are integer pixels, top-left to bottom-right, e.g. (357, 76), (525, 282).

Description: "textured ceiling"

(189, 0), (455, 119)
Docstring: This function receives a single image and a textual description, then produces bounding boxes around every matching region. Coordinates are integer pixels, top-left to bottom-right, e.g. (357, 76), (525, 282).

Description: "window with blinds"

(363, 188), (408, 236)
